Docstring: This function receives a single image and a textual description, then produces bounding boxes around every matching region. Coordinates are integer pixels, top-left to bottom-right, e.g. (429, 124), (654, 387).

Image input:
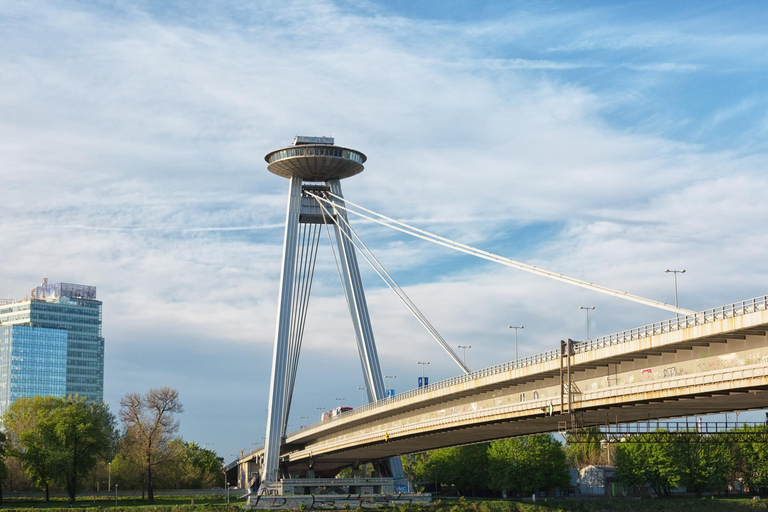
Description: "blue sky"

(1, 0), (767, 462)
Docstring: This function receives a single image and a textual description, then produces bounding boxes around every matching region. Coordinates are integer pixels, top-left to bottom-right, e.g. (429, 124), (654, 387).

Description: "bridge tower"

(260, 136), (403, 493)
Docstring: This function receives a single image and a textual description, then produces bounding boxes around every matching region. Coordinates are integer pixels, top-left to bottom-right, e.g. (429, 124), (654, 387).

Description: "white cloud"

(1, 0), (766, 459)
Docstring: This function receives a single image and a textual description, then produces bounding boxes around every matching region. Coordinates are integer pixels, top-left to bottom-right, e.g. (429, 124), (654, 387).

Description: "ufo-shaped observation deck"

(265, 136), (367, 181)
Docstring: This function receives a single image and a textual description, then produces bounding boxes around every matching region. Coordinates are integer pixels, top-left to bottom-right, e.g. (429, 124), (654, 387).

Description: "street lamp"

(357, 386), (367, 407)
(115, 484), (118, 507)
(507, 326), (524, 360)
(299, 415), (308, 428)
(108, 462), (111, 492)
(385, 375), (396, 398)
(417, 361), (429, 387)
(456, 345), (471, 365)
(334, 397), (345, 409)
(579, 307), (595, 341)
(665, 269), (686, 318)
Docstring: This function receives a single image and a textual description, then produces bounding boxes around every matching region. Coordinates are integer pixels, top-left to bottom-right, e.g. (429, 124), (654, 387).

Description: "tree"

(614, 434), (680, 496)
(109, 453), (144, 492)
(673, 433), (733, 496)
(119, 387), (183, 503)
(3, 396), (117, 503)
(735, 426), (768, 494)
(487, 435), (570, 496)
(565, 427), (605, 468)
(401, 445), (489, 496)
(429, 444), (489, 496)
(3, 396), (57, 500)
(0, 431), (8, 504)
(177, 442), (224, 489)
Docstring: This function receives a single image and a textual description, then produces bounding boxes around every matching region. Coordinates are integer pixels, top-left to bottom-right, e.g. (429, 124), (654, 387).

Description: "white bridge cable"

(321, 206), (371, 378)
(313, 195), (470, 374)
(308, 192), (696, 316)
(283, 222), (322, 433)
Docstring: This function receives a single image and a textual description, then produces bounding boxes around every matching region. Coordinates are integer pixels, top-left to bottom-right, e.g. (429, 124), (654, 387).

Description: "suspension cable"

(307, 191), (695, 316)
(314, 195), (470, 374)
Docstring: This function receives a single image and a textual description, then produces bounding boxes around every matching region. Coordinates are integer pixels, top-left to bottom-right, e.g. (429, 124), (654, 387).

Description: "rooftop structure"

(264, 135), (366, 181)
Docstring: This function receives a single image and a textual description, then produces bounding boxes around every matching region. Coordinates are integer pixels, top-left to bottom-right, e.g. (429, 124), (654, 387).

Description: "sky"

(1, 0), (767, 463)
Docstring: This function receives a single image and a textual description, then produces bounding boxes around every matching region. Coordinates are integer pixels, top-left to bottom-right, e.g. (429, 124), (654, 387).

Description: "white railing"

(294, 295), (768, 435)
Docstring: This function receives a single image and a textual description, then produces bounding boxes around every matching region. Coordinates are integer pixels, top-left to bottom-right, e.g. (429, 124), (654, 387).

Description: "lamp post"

(299, 415), (308, 428)
(108, 462), (111, 491)
(417, 361), (429, 387)
(665, 269), (686, 318)
(357, 386), (367, 407)
(115, 484), (118, 507)
(385, 375), (396, 398)
(334, 397), (345, 409)
(456, 345), (471, 365)
(507, 326), (524, 360)
(579, 307), (595, 341)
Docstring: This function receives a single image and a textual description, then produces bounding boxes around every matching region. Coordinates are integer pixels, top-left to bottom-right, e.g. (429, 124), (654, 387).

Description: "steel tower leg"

(329, 179), (385, 400)
(260, 177), (303, 492)
(328, 179), (405, 481)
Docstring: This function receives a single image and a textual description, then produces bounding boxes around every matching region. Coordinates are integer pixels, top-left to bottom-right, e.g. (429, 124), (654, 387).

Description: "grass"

(0, 495), (246, 510)
(0, 496), (766, 512)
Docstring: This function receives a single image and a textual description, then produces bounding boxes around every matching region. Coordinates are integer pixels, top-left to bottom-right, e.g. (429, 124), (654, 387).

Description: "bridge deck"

(237, 296), (768, 483)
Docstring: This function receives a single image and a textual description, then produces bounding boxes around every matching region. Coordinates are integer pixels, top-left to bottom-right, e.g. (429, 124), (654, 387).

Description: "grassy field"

(0, 496), (767, 512)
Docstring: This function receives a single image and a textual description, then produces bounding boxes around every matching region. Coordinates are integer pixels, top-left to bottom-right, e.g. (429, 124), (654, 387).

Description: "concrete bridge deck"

(236, 296), (768, 485)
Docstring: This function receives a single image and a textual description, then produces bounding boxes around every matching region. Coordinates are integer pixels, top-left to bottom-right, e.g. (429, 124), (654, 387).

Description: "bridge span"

(236, 296), (768, 487)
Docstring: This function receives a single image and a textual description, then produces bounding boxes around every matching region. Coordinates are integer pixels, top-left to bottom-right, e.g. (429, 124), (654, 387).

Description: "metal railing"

(575, 295), (768, 354)
(293, 295), (768, 435)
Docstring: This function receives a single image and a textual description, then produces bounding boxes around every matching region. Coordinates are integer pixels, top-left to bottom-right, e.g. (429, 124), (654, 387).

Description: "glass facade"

(0, 281), (104, 412)
(0, 325), (67, 416)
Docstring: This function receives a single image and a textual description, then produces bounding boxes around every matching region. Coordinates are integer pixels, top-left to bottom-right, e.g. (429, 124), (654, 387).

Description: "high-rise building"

(0, 279), (104, 415)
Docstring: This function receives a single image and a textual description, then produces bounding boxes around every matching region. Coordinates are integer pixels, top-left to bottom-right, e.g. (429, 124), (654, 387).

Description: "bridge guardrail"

(295, 295), (768, 434)
(575, 295), (768, 354)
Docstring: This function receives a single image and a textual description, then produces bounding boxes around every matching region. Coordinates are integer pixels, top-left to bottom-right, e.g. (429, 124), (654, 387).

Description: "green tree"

(565, 427), (605, 468)
(4, 396), (63, 500)
(673, 433), (733, 496)
(109, 452), (144, 492)
(430, 444), (488, 496)
(487, 434), (570, 496)
(400, 445), (489, 496)
(735, 425), (768, 494)
(44, 397), (117, 502)
(178, 442), (224, 489)
(614, 434), (680, 496)
(3, 396), (117, 503)
(401, 453), (429, 492)
(160, 440), (223, 489)
(0, 431), (9, 504)
(119, 387), (183, 503)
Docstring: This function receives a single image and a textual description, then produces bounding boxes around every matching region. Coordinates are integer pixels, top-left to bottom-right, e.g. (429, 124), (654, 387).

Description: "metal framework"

(261, 140), (423, 494)
(566, 422), (768, 443)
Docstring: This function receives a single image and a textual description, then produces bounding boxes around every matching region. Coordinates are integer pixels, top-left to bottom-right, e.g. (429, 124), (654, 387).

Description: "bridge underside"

(305, 387), (768, 472)
(286, 381), (768, 477)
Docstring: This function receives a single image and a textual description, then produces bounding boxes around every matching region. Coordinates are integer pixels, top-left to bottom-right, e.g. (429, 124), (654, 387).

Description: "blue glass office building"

(0, 280), (104, 415)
